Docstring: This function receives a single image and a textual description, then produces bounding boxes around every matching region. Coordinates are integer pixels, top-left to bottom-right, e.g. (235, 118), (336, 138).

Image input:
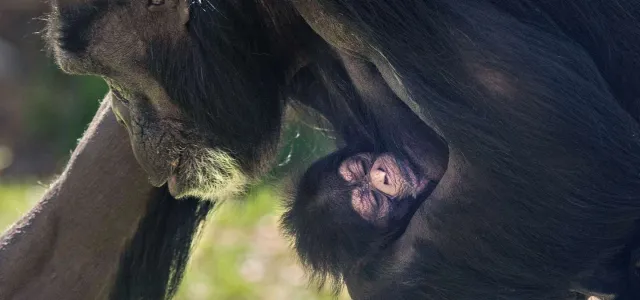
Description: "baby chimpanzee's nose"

(370, 155), (403, 198)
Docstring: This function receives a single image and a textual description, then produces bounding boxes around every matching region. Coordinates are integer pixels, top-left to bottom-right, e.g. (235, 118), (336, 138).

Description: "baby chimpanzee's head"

(282, 147), (436, 291)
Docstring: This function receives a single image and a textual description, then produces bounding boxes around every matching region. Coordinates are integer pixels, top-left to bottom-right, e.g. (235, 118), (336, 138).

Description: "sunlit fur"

(176, 148), (248, 201)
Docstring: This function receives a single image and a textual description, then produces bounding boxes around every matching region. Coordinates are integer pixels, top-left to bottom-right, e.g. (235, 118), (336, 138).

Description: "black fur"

(111, 188), (212, 299)
(144, 1), (289, 175)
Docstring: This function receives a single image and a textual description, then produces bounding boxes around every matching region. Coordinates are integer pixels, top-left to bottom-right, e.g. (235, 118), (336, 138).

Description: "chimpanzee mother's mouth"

(166, 155), (184, 197)
(161, 148), (250, 201)
(167, 175), (181, 197)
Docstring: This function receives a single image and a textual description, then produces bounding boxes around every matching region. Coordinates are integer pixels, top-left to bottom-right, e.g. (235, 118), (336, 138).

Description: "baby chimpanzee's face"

(281, 148), (438, 291)
(338, 153), (430, 224)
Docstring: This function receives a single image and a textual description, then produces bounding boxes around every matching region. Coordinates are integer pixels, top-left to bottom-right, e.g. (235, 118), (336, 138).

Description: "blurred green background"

(0, 4), (348, 299)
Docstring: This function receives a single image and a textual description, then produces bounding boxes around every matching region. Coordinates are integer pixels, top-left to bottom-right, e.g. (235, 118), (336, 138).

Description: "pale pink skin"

(338, 153), (429, 222)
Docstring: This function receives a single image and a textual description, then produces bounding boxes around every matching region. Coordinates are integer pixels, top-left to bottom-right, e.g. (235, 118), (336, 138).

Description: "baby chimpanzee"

(282, 146), (440, 292)
(335, 150), (432, 226)
(282, 137), (446, 292)
(282, 75), (450, 292)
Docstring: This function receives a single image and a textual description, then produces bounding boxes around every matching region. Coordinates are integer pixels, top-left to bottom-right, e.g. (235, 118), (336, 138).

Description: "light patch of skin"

(339, 153), (426, 222)
(168, 147), (248, 202)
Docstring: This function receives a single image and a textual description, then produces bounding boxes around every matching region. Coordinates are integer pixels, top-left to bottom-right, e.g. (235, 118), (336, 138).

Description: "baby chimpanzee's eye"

(360, 160), (368, 174)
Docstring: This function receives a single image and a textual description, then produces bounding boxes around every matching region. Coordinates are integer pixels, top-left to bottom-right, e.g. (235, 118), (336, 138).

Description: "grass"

(0, 183), (45, 228)
(0, 182), (349, 300)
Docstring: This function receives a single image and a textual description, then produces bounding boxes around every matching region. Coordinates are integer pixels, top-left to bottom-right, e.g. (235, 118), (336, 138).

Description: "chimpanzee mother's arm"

(0, 95), (155, 300)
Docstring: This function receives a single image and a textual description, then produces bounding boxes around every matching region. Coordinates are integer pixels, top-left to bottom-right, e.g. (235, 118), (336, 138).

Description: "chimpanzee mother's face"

(46, 0), (286, 201)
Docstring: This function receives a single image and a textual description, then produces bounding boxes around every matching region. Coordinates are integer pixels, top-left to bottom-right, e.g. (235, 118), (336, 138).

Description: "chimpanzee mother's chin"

(165, 147), (254, 202)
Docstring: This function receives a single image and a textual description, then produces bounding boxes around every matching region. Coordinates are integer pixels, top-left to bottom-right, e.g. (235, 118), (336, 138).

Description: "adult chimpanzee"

(16, 0), (639, 299)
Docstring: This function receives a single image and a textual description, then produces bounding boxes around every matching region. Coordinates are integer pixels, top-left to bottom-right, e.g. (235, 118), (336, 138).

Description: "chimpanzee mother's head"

(46, 0), (294, 200)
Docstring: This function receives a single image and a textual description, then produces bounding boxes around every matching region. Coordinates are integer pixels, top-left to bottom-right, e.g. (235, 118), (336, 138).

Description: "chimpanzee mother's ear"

(572, 246), (640, 300)
(148, 0), (190, 26)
